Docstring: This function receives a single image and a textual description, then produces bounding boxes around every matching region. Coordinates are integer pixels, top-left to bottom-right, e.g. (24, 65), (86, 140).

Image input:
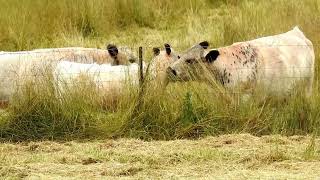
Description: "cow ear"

(164, 43), (171, 55)
(205, 50), (219, 63)
(153, 47), (160, 56)
(107, 44), (118, 58)
(199, 41), (209, 49)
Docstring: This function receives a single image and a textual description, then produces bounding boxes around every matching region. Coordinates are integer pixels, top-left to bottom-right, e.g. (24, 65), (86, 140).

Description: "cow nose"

(129, 58), (136, 63)
(167, 67), (177, 76)
(172, 69), (177, 76)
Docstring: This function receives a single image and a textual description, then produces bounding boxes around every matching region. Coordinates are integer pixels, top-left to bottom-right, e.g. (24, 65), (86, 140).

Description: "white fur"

(0, 47), (98, 101)
(54, 61), (141, 95)
(0, 47), (107, 63)
(250, 26), (314, 94)
(0, 53), (47, 100)
(149, 48), (179, 82)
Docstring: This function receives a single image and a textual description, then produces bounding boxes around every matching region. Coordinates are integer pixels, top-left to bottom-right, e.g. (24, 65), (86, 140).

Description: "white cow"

(168, 27), (315, 95)
(54, 61), (142, 97)
(148, 44), (179, 84)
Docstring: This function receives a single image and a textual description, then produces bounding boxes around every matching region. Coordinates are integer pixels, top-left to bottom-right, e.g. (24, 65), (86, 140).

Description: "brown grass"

(1, 134), (320, 179)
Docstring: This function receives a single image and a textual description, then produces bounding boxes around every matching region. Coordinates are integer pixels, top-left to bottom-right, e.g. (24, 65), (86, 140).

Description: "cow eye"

(186, 59), (196, 64)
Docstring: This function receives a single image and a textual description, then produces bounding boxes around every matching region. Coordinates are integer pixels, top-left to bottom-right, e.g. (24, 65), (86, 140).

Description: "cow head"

(152, 43), (174, 56)
(107, 44), (137, 65)
(149, 43), (180, 82)
(167, 41), (220, 81)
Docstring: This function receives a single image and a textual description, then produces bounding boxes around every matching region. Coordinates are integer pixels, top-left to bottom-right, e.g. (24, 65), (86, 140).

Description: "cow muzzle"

(167, 66), (183, 82)
(167, 67), (177, 77)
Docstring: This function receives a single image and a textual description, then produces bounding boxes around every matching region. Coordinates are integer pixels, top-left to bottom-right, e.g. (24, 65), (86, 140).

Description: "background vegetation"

(0, 0), (319, 141)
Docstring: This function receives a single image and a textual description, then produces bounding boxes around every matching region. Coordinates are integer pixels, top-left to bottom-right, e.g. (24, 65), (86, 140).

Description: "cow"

(167, 27), (315, 96)
(54, 61), (141, 94)
(53, 61), (143, 109)
(148, 44), (179, 84)
(0, 44), (137, 107)
(0, 44), (137, 65)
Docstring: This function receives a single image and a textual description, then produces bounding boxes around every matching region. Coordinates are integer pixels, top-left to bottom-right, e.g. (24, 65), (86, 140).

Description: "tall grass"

(0, 0), (319, 141)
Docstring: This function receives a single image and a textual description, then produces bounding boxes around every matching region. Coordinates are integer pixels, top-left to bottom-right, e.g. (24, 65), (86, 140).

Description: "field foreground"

(1, 134), (320, 179)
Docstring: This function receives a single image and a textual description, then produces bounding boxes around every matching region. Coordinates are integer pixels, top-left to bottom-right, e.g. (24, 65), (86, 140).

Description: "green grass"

(0, 0), (320, 141)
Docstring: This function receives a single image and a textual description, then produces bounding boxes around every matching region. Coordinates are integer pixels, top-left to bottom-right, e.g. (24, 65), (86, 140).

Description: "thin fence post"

(122, 46), (147, 131)
(139, 47), (144, 87)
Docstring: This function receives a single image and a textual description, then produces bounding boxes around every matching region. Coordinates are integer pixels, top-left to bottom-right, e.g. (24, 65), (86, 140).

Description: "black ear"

(205, 50), (220, 63)
(107, 44), (118, 58)
(153, 47), (160, 56)
(164, 43), (171, 55)
(199, 41), (209, 49)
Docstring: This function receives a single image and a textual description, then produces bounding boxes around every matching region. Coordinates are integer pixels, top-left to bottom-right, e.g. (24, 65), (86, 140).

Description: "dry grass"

(1, 134), (320, 179)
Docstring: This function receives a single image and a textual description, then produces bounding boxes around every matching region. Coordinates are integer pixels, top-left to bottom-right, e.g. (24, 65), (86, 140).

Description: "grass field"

(0, 1), (320, 178)
(1, 134), (320, 179)
(0, 0), (319, 141)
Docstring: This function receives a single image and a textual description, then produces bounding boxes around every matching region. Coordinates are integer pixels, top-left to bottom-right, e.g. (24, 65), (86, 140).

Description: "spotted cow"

(167, 27), (315, 95)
